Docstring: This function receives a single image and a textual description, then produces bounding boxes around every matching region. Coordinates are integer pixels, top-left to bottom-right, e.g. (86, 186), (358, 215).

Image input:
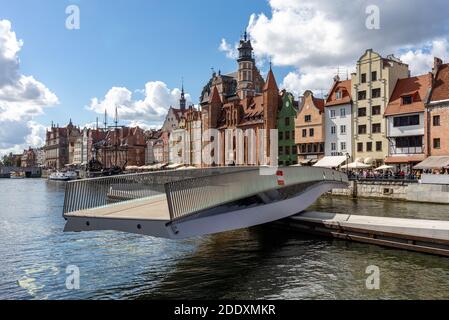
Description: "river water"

(0, 179), (448, 300)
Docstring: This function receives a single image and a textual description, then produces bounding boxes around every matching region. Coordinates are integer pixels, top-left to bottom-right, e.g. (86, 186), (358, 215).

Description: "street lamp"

(346, 152), (350, 175)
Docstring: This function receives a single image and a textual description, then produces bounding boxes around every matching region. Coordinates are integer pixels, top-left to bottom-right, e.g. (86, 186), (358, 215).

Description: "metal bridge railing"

(165, 167), (348, 223)
(62, 167), (250, 215)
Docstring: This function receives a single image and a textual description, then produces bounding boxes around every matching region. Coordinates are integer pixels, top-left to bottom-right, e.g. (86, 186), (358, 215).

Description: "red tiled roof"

(385, 74), (431, 116)
(430, 63), (449, 102)
(325, 80), (352, 107)
(312, 97), (325, 112)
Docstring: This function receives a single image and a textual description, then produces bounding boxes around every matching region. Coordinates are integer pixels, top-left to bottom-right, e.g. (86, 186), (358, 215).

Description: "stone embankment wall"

(332, 181), (449, 204)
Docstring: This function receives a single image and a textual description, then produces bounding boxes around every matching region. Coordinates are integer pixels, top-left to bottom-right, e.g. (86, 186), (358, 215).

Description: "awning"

(414, 156), (449, 170)
(385, 155), (426, 164)
(346, 161), (372, 169)
(166, 163), (184, 169)
(374, 165), (395, 171)
(313, 156), (348, 168)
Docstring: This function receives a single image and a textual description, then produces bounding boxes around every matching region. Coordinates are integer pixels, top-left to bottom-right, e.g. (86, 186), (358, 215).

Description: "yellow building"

(351, 49), (410, 166)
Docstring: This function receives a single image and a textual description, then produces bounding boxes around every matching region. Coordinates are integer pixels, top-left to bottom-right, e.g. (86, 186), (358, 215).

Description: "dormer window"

(336, 91), (342, 100)
(402, 95), (413, 105)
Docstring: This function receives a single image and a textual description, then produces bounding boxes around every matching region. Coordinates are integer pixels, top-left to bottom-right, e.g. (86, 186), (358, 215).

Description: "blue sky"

(0, 0), (278, 128)
(1, 0), (449, 156)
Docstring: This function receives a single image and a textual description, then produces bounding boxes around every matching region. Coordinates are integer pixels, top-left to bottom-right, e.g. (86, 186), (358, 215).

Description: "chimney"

(433, 57), (443, 75)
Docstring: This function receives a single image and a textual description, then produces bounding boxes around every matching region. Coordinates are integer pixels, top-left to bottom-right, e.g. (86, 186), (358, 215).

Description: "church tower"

(237, 31), (256, 99)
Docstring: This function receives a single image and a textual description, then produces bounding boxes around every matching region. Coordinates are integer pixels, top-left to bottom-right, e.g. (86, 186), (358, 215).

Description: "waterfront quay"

(1, 178), (449, 300)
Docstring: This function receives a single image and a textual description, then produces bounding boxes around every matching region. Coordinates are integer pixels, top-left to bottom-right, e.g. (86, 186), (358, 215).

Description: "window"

(358, 125), (367, 134)
(358, 91), (367, 100)
(331, 126), (336, 134)
(393, 115), (420, 127)
(285, 146), (290, 155)
(285, 131), (290, 140)
(367, 142), (373, 152)
(331, 143), (337, 151)
(279, 146), (284, 155)
(279, 132), (283, 140)
(372, 88), (381, 98)
(372, 105), (381, 115)
(376, 141), (383, 152)
(330, 110), (336, 118)
(340, 108), (346, 117)
(371, 71), (377, 81)
(292, 146), (297, 155)
(285, 117), (290, 126)
(336, 91), (342, 100)
(310, 128), (315, 137)
(402, 95), (413, 105)
(395, 136), (422, 150)
(305, 115), (312, 122)
(433, 115), (441, 126)
(341, 142), (347, 151)
(340, 125), (347, 134)
(361, 73), (367, 83)
(357, 143), (363, 152)
(302, 129), (307, 138)
(358, 108), (367, 117)
(372, 123), (381, 134)
(434, 138), (441, 149)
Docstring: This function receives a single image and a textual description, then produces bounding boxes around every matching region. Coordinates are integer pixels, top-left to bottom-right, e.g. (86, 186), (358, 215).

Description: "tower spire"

(104, 109), (108, 130)
(180, 78), (186, 111)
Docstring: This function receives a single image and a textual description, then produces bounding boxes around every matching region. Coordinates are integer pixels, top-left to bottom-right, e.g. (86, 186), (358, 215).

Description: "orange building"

(295, 91), (325, 165)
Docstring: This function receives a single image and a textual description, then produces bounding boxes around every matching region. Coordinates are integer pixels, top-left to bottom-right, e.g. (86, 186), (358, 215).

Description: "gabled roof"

(385, 73), (431, 116)
(430, 63), (449, 102)
(325, 80), (352, 107)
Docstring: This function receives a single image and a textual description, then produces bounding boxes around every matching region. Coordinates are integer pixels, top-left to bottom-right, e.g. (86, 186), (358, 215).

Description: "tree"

(1, 153), (14, 167)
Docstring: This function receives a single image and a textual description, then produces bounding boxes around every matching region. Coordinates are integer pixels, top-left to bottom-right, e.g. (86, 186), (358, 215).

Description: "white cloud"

(219, 39), (238, 60)
(0, 20), (58, 156)
(234, 0), (449, 94)
(0, 121), (47, 157)
(400, 39), (449, 76)
(87, 81), (192, 127)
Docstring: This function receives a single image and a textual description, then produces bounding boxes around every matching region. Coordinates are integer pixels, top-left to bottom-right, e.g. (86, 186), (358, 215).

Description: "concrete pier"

(276, 211), (449, 257)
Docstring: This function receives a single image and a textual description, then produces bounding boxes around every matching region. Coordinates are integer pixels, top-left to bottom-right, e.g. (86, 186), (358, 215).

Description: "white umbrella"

(346, 161), (371, 169)
(374, 165), (395, 171)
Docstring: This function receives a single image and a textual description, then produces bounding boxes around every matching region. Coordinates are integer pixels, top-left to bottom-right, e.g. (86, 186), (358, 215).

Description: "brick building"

(426, 58), (449, 157)
(200, 32), (280, 166)
(97, 127), (146, 168)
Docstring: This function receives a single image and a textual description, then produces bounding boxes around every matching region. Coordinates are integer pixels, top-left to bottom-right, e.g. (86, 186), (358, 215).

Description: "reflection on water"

(0, 179), (448, 300)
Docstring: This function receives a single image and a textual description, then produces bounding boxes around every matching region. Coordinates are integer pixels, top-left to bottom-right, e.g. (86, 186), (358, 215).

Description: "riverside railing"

(165, 167), (348, 223)
(62, 167), (249, 215)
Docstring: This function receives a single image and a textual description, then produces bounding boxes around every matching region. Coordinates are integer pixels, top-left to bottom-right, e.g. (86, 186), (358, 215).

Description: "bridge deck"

(64, 194), (170, 221)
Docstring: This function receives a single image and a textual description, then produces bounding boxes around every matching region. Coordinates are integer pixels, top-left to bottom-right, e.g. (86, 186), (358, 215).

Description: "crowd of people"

(347, 169), (421, 181)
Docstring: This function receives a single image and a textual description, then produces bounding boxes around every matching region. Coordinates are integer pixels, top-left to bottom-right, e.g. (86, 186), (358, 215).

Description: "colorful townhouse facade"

(277, 91), (298, 166)
(295, 90), (325, 165)
(426, 58), (449, 157)
(352, 49), (410, 167)
(324, 77), (353, 160)
(384, 73), (431, 169)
